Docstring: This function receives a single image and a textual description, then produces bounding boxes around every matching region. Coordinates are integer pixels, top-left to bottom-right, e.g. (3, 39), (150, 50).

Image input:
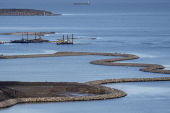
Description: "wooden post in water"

(67, 35), (68, 41)
(63, 35), (64, 41)
(35, 33), (36, 40)
(72, 34), (73, 44)
(22, 33), (23, 39)
(27, 32), (28, 43)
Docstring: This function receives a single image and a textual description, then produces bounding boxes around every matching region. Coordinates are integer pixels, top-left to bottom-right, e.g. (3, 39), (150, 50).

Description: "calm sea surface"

(0, 0), (170, 112)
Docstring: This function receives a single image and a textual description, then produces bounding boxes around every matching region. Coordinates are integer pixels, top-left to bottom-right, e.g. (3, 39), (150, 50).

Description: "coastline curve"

(0, 51), (170, 108)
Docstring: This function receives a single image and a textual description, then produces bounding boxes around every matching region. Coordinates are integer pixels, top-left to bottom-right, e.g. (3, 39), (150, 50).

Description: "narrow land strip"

(0, 51), (170, 108)
(1, 51), (170, 74)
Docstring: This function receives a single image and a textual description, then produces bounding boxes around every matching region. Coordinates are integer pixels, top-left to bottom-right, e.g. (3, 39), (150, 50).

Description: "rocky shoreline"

(0, 81), (126, 108)
(0, 51), (170, 108)
(0, 32), (55, 36)
(0, 9), (61, 16)
(1, 51), (170, 74)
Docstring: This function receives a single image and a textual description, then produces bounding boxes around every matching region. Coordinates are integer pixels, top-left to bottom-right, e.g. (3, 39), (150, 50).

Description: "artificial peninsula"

(0, 9), (62, 16)
(0, 51), (170, 109)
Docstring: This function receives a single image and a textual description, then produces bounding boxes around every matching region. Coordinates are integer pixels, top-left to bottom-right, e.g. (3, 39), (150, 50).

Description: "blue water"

(0, 0), (170, 112)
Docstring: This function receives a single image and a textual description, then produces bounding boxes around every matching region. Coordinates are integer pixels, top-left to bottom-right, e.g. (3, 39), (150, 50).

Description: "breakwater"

(1, 77), (170, 108)
(0, 81), (126, 108)
(0, 51), (170, 108)
(85, 77), (170, 85)
(0, 51), (170, 74)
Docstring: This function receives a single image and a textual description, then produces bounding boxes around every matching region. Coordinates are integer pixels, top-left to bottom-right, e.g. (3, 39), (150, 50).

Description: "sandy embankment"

(0, 51), (170, 108)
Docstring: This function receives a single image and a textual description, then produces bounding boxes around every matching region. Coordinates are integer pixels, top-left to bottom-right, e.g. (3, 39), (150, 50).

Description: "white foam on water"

(44, 34), (51, 36)
(155, 98), (167, 100)
(2, 43), (15, 45)
(62, 13), (109, 16)
(2, 50), (56, 56)
(55, 32), (72, 34)
(43, 50), (57, 54)
(163, 65), (170, 70)
(62, 13), (95, 16)
(134, 53), (157, 58)
(62, 14), (79, 16)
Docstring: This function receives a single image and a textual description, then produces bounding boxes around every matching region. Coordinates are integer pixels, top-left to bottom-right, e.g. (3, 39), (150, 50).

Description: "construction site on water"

(9, 33), (49, 43)
(56, 34), (73, 44)
(0, 41), (4, 44)
(8, 33), (74, 44)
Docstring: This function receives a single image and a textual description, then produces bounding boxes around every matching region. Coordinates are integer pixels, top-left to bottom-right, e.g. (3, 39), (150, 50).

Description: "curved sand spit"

(0, 52), (170, 108)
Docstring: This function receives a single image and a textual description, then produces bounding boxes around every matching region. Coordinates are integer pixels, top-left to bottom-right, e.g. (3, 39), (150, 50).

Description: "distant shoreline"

(0, 32), (55, 36)
(0, 9), (62, 16)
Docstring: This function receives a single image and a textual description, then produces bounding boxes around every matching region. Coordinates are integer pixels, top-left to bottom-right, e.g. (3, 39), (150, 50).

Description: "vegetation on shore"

(0, 9), (61, 16)
(0, 32), (55, 36)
